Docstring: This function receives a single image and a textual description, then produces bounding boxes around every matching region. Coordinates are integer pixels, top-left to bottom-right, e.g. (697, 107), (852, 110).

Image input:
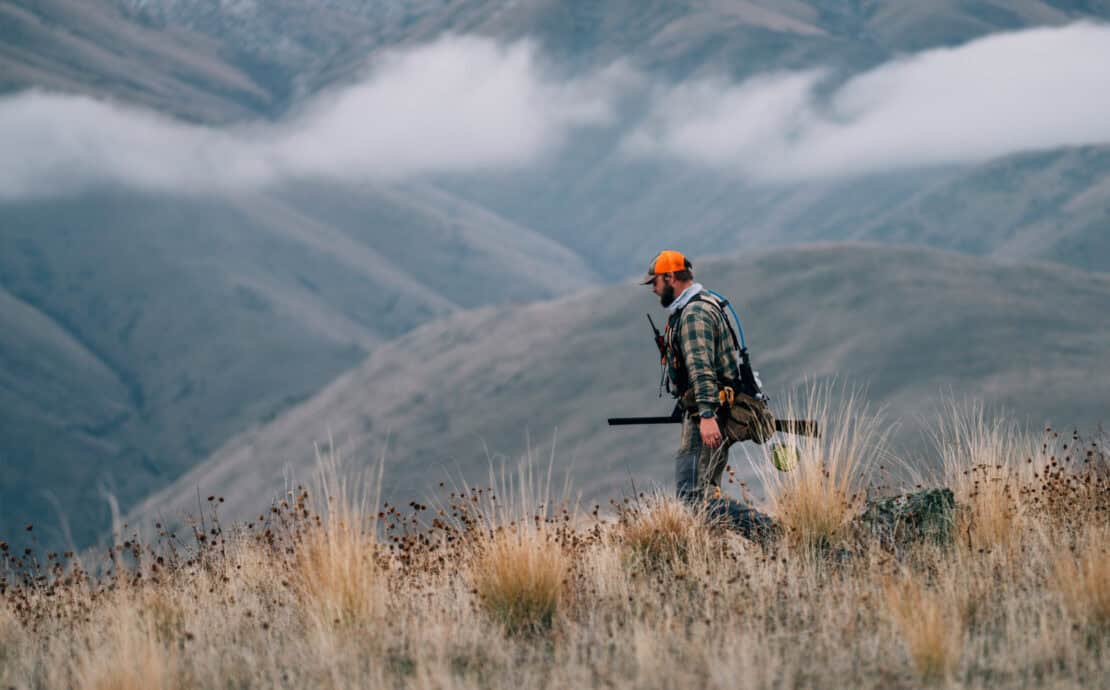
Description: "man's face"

(649, 274), (676, 308)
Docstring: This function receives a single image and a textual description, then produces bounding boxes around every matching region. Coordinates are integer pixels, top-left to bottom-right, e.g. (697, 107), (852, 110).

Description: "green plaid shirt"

(666, 296), (740, 416)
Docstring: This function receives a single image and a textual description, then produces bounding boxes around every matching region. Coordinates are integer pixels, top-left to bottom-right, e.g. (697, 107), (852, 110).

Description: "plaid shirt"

(666, 296), (740, 416)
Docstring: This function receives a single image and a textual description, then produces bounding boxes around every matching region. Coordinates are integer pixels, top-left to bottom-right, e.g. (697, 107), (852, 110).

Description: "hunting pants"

(675, 415), (778, 542)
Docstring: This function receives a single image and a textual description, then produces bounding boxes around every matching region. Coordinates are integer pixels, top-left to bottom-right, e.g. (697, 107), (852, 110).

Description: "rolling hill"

(0, 0), (271, 122)
(129, 243), (1110, 531)
(854, 146), (1110, 273)
(0, 186), (596, 547)
(4, 1), (1109, 548)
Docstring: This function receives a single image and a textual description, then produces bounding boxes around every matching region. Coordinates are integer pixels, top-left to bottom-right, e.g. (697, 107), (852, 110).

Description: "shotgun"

(607, 413), (820, 438)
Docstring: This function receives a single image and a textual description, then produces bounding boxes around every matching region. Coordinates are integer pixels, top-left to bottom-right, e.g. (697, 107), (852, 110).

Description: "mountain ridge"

(0, 185), (596, 547)
(4, 1), (1109, 549)
(128, 243), (1110, 532)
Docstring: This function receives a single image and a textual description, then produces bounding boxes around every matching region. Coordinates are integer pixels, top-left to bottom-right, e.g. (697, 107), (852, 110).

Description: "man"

(641, 250), (777, 541)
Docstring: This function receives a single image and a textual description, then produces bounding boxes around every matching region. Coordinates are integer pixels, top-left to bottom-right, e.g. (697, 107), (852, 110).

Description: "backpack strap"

(665, 291), (744, 399)
(685, 291), (768, 402)
(689, 292), (742, 354)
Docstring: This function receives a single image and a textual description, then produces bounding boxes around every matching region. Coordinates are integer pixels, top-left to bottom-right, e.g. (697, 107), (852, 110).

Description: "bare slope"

(0, 186), (595, 547)
(136, 0), (1102, 82)
(131, 243), (1110, 529)
(0, 0), (270, 121)
(108, 0), (1110, 122)
(855, 146), (1110, 273)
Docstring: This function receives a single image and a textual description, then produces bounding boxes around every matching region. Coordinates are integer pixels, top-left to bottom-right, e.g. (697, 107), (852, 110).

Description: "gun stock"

(774, 419), (820, 438)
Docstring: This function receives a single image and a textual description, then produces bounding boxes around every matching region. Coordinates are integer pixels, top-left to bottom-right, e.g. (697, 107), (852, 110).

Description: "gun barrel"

(607, 416), (681, 425)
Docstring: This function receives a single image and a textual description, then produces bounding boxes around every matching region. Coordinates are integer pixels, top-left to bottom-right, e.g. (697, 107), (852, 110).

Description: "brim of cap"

(639, 273), (656, 285)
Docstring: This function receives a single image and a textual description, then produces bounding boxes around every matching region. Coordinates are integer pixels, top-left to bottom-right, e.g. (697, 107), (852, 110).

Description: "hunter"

(641, 250), (778, 540)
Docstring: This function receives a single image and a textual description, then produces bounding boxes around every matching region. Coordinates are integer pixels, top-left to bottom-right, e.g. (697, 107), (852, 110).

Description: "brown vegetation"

(756, 391), (886, 553)
(1, 410), (1107, 689)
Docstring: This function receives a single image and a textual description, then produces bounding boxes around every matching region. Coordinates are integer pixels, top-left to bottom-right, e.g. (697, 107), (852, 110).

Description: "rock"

(858, 488), (956, 547)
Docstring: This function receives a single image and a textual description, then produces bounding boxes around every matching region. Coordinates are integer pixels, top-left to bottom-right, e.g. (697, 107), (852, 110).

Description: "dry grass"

(470, 526), (568, 633)
(615, 494), (710, 571)
(73, 602), (179, 690)
(0, 600), (19, 672)
(1, 408), (1108, 689)
(293, 512), (382, 630)
(1052, 524), (1110, 631)
(937, 405), (1036, 551)
(288, 445), (384, 630)
(885, 573), (963, 683)
(756, 387), (887, 552)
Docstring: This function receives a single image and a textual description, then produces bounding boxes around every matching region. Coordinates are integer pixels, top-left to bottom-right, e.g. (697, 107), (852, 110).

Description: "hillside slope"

(6, 1), (1109, 545)
(0, 187), (595, 547)
(126, 0), (1108, 89)
(0, 0), (270, 121)
(855, 146), (1110, 273)
(130, 244), (1110, 529)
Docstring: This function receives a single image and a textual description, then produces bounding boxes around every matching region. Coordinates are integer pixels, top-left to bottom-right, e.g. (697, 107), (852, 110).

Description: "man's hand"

(699, 416), (723, 448)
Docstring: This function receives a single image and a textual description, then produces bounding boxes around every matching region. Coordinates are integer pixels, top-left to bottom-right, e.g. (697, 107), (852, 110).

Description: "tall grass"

(755, 385), (888, 552)
(1, 405), (1107, 689)
(615, 493), (712, 572)
(935, 404), (1037, 551)
(0, 600), (19, 678)
(884, 573), (963, 683)
(455, 455), (579, 634)
(73, 601), (178, 690)
(1052, 524), (1110, 631)
(292, 441), (385, 630)
(470, 526), (568, 634)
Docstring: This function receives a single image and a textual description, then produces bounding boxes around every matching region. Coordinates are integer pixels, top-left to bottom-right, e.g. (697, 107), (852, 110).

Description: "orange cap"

(640, 250), (692, 284)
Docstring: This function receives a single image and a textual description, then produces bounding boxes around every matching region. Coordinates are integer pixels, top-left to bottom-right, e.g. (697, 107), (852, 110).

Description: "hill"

(124, 0), (1110, 87)
(130, 243), (1110, 529)
(444, 144), (1110, 280)
(854, 146), (1110, 273)
(0, 186), (595, 547)
(0, 0), (271, 121)
(5, 1), (1110, 546)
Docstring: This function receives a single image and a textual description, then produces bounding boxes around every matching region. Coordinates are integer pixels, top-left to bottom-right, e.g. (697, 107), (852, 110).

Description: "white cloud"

(4, 24), (1109, 199)
(626, 22), (1110, 181)
(0, 92), (268, 199)
(271, 36), (616, 180)
(0, 36), (616, 200)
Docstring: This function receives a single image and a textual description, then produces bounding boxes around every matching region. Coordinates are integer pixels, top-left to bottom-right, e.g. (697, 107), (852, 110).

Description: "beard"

(659, 284), (676, 308)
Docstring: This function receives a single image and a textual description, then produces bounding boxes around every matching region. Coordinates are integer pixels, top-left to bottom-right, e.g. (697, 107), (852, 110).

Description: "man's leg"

(674, 416), (701, 503)
(691, 432), (780, 542)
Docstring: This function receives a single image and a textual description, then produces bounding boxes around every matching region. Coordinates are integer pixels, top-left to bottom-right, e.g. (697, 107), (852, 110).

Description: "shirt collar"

(667, 282), (704, 314)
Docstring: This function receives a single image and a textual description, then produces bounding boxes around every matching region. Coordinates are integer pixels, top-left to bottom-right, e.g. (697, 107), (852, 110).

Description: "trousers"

(675, 415), (778, 541)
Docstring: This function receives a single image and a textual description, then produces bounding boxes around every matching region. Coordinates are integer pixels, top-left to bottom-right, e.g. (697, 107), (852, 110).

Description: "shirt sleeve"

(677, 303), (720, 415)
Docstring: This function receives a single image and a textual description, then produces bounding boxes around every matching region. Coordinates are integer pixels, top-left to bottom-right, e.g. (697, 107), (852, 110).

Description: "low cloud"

(0, 36), (617, 200)
(4, 24), (1109, 199)
(626, 22), (1110, 181)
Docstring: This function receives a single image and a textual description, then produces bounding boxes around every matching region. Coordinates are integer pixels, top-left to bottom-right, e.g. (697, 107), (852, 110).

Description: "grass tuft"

(0, 601), (19, 671)
(292, 441), (383, 629)
(74, 604), (178, 690)
(1052, 525), (1110, 632)
(937, 404), (1033, 551)
(470, 526), (568, 634)
(884, 573), (962, 683)
(616, 494), (708, 571)
(757, 386), (885, 553)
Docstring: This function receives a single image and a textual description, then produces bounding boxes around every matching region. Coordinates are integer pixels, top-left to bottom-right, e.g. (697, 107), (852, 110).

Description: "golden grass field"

(1, 403), (1107, 689)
